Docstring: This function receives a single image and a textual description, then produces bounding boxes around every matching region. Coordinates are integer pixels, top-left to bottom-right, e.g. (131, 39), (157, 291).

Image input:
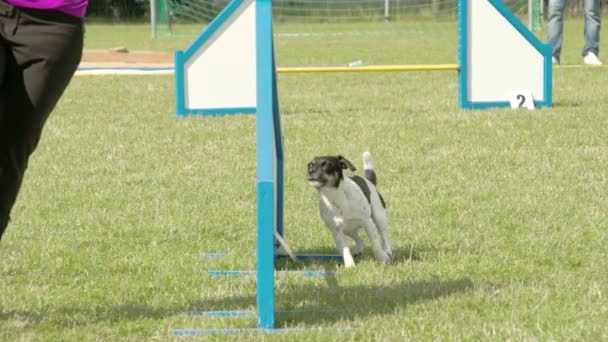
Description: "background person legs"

(546, 0), (567, 64)
(582, 0), (601, 64)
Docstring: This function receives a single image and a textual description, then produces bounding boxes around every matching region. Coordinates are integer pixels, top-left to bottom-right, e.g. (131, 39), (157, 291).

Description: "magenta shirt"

(4, 0), (88, 18)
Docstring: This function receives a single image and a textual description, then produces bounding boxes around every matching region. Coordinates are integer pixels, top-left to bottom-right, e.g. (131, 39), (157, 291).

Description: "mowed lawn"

(1, 19), (607, 340)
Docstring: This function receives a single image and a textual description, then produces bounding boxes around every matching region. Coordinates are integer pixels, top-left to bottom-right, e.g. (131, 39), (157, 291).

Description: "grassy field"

(1, 19), (607, 340)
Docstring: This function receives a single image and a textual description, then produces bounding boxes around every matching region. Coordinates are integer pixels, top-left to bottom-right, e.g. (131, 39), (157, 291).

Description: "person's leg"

(0, 11), (14, 239)
(582, 0), (601, 57)
(546, 0), (567, 62)
(0, 43), (5, 86)
(0, 8), (83, 241)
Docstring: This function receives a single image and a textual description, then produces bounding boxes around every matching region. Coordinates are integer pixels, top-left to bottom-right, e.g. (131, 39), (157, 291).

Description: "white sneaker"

(552, 56), (559, 65)
(583, 51), (602, 65)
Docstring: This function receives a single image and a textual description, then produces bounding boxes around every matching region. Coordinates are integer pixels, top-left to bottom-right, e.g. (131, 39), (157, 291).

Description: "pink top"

(4, 0), (88, 18)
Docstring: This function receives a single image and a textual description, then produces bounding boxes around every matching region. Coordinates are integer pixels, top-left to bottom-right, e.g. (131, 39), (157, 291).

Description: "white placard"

(508, 90), (535, 110)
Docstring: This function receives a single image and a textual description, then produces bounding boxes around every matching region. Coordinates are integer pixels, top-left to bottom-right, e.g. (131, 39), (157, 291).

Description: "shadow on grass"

(551, 100), (582, 108)
(276, 277), (475, 326)
(1, 244), (469, 328)
(270, 245), (474, 326)
(0, 295), (256, 327)
(0, 277), (473, 329)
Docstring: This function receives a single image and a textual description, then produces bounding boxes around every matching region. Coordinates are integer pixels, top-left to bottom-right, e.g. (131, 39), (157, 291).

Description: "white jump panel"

(459, 0), (552, 109)
(175, 0), (257, 115)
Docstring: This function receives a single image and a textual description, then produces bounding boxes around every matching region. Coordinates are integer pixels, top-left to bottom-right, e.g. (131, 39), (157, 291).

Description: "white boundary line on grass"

(75, 67), (174, 76)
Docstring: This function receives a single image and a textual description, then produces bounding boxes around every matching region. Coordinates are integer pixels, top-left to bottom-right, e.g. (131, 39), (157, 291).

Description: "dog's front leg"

(363, 218), (391, 263)
(331, 230), (356, 268)
(345, 230), (364, 256)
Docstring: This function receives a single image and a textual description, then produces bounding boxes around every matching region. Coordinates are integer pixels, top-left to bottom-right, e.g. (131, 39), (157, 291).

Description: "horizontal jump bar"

(180, 309), (343, 317)
(172, 327), (355, 336)
(294, 254), (343, 262)
(208, 270), (334, 277)
(277, 64), (459, 73)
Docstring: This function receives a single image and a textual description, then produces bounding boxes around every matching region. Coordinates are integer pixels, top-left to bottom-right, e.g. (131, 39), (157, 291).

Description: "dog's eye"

(321, 160), (327, 167)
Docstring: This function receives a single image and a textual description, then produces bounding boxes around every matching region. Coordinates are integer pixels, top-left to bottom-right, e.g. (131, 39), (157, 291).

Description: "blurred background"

(87, 0), (598, 23)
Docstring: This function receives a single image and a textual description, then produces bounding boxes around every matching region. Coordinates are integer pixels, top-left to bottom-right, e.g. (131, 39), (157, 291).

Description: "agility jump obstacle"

(172, 0), (552, 333)
(174, 0), (552, 116)
(458, 0), (551, 109)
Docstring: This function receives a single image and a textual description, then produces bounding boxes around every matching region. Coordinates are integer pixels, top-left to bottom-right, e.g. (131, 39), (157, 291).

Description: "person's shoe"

(583, 51), (602, 65)
(552, 56), (560, 65)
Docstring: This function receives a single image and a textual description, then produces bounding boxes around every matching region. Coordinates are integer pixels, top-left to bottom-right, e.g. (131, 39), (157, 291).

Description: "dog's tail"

(362, 151), (377, 186)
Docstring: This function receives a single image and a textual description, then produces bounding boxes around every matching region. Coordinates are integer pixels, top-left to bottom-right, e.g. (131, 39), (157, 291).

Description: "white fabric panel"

(185, 0), (256, 109)
(469, 1), (544, 102)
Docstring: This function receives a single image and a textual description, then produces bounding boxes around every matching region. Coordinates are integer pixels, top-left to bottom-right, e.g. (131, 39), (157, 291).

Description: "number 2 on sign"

(516, 94), (526, 108)
(509, 90), (535, 110)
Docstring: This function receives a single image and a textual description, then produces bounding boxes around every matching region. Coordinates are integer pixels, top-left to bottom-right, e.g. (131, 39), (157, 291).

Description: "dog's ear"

(337, 155), (357, 171)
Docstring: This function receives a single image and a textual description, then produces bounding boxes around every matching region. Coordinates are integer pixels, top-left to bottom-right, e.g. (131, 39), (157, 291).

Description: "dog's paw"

(383, 242), (393, 258)
(374, 250), (391, 264)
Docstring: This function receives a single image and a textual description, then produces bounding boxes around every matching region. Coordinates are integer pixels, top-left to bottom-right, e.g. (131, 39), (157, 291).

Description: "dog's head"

(307, 155), (357, 188)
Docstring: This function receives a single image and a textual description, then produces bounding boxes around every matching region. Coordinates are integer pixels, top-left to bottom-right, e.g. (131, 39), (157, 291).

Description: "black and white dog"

(307, 152), (392, 267)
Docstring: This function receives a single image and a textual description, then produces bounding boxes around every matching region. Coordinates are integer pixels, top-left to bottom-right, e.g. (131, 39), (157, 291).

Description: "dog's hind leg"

(372, 212), (392, 258)
(344, 230), (364, 257)
(331, 230), (356, 268)
(362, 218), (391, 263)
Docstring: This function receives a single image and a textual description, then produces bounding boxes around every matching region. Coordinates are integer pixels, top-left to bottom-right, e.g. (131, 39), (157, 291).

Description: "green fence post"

(532, 0), (541, 32)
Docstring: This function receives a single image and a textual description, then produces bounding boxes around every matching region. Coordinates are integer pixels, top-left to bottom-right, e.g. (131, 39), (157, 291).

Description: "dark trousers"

(0, 1), (84, 240)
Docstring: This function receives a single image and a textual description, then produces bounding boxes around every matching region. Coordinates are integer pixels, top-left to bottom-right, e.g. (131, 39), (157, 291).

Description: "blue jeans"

(546, 0), (601, 61)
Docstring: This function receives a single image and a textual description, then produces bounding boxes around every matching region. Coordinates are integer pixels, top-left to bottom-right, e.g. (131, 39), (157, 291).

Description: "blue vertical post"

(457, 0), (469, 109)
(174, 50), (186, 116)
(273, 40), (284, 240)
(256, 0), (279, 330)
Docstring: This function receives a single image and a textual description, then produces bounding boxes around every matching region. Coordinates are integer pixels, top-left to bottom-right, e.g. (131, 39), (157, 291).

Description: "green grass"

(1, 19), (608, 340)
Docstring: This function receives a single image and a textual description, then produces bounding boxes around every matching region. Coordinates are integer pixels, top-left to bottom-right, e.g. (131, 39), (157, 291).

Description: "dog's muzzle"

(307, 175), (323, 187)
(307, 169), (324, 187)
